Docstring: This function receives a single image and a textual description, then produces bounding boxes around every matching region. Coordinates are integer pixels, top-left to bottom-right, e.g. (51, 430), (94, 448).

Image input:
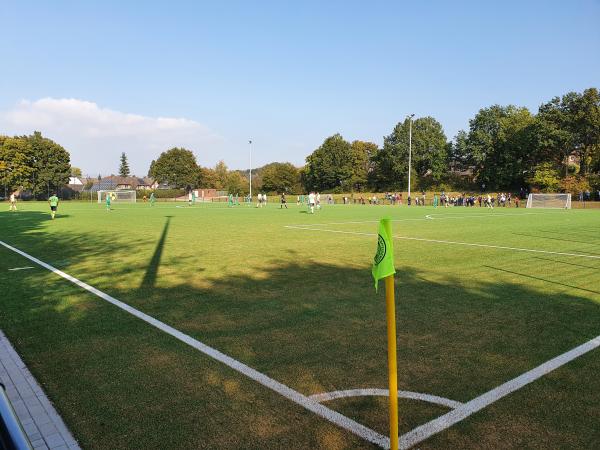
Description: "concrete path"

(0, 329), (80, 450)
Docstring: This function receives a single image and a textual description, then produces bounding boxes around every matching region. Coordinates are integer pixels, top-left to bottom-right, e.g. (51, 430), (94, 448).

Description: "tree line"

(2, 87), (598, 198)
(304, 87), (600, 195)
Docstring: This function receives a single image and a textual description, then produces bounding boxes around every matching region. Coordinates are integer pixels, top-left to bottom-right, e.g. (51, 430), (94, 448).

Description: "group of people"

(256, 193), (268, 207)
(141, 192), (157, 205)
(7, 191), (60, 219)
(435, 192), (520, 208)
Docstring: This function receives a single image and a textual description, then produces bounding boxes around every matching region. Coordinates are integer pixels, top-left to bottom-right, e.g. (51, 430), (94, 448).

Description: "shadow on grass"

(140, 216), (172, 289)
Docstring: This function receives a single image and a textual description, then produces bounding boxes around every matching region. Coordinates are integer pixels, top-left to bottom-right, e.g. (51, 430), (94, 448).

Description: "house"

(85, 176), (159, 192)
(66, 177), (85, 193)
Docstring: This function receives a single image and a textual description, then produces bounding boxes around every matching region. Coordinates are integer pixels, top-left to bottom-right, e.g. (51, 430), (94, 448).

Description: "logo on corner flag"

(372, 218), (396, 292)
(375, 234), (386, 265)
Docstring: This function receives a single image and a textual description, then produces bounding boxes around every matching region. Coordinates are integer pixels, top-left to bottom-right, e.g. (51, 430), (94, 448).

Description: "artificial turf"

(1, 200), (599, 449)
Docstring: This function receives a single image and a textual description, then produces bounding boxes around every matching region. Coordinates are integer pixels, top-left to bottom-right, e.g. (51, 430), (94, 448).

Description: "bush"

(560, 176), (590, 195)
(137, 189), (185, 199)
(527, 163), (561, 192)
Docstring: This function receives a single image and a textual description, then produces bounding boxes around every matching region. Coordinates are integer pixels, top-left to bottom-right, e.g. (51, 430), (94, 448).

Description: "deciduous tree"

(149, 147), (198, 189)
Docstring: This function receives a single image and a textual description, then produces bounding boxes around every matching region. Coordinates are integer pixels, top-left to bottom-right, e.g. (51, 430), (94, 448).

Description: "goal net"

(526, 193), (571, 209)
(97, 190), (137, 203)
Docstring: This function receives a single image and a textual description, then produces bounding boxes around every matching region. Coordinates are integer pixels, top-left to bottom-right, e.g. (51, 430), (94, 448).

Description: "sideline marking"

(8, 266), (34, 271)
(284, 225), (600, 260)
(310, 389), (463, 409)
(400, 335), (600, 449)
(286, 211), (559, 228)
(0, 240), (389, 449)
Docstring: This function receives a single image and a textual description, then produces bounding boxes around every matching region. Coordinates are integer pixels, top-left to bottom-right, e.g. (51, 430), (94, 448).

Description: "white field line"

(284, 225), (600, 260)
(8, 266), (34, 271)
(286, 211), (561, 228)
(310, 389), (463, 409)
(399, 335), (600, 449)
(0, 240), (390, 449)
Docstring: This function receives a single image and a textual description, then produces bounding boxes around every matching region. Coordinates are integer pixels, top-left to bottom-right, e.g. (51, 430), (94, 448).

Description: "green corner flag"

(372, 218), (396, 291)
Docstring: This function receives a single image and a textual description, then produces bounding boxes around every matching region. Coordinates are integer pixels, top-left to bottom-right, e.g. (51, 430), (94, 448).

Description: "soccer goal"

(526, 193), (571, 209)
(97, 190), (137, 203)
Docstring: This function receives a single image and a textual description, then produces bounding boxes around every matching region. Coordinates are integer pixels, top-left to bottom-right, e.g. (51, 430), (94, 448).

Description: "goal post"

(526, 193), (571, 209)
(97, 190), (137, 203)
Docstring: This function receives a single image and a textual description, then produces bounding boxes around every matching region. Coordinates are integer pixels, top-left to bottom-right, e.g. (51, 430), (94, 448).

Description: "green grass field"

(1, 201), (599, 449)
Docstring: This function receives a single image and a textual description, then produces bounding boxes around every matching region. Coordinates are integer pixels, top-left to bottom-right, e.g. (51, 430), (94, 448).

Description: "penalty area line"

(0, 239), (389, 449)
(284, 225), (600, 260)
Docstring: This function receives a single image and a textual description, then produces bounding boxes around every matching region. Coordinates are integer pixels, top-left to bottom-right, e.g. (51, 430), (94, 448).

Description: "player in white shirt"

(308, 192), (316, 214)
(316, 192), (321, 210)
(9, 192), (17, 211)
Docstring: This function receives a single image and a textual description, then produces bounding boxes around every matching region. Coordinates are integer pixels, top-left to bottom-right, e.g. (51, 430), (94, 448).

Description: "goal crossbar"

(526, 193), (571, 209)
(97, 190), (137, 203)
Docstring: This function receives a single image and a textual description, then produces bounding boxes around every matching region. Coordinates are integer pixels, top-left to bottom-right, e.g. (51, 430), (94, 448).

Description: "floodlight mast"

(249, 140), (252, 200)
(407, 114), (415, 202)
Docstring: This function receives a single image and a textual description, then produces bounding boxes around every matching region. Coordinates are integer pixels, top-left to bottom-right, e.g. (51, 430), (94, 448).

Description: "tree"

(0, 136), (34, 191)
(371, 116), (447, 191)
(261, 162), (300, 193)
(536, 88), (600, 176)
(449, 130), (470, 171)
(464, 105), (535, 189)
(213, 160), (229, 189)
(225, 171), (248, 194)
(70, 166), (82, 178)
(29, 131), (71, 198)
(119, 152), (130, 177)
(349, 141), (377, 191)
(526, 162), (561, 192)
(303, 134), (353, 191)
(148, 147), (198, 189)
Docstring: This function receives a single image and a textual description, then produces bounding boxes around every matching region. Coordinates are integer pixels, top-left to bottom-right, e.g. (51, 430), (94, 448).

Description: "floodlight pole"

(249, 140), (253, 200)
(407, 114), (414, 201)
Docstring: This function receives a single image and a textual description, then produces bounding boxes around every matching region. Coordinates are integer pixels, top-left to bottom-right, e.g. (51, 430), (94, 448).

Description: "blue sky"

(1, 0), (599, 176)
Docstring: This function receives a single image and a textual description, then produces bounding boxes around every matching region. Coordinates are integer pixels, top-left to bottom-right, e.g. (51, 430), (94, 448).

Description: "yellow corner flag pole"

(385, 274), (399, 450)
(372, 218), (398, 450)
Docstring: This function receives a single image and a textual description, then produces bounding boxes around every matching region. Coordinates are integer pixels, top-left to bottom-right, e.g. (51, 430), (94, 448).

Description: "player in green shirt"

(105, 193), (111, 211)
(48, 193), (59, 219)
(149, 192), (156, 206)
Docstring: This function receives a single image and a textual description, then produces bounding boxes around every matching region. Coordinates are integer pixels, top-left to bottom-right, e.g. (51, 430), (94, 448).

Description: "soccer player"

(188, 191), (193, 206)
(280, 192), (288, 209)
(308, 191), (316, 214)
(149, 192), (156, 206)
(48, 193), (59, 219)
(316, 192), (321, 210)
(9, 192), (17, 211)
(106, 192), (112, 211)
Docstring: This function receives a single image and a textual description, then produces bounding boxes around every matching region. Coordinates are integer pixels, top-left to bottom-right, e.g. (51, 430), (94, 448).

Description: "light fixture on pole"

(248, 140), (253, 200)
(407, 114), (415, 202)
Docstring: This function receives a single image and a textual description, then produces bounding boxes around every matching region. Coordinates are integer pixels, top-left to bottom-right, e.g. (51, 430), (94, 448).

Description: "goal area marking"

(2, 238), (599, 449)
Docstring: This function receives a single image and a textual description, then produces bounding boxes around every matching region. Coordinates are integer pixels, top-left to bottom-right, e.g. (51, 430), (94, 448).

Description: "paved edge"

(0, 329), (81, 450)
